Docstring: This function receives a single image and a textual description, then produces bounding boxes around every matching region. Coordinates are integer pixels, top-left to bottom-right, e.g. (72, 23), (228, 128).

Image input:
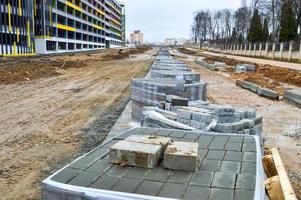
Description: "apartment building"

(0, 0), (125, 55)
(0, 0), (35, 56)
(130, 30), (143, 45)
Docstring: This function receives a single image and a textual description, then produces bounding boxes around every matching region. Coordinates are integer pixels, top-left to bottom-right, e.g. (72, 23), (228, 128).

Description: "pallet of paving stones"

(195, 59), (219, 71)
(42, 127), (266, 200)
(151, 70), (201, 82)
(236, 80), (280, 100)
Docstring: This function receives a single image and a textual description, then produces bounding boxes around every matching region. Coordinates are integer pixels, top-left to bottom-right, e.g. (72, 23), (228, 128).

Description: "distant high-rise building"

(130, 30), (143, 45)
(1, 0), (126, 56)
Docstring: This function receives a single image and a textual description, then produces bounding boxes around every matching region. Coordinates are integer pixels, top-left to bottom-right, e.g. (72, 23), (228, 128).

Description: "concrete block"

(261, 88), (279, 99)
(241, 119), (255, 129)
(214, 115), (236, 123)
(191, 120), (206, 129)
(109, 140), (162, 168)
(245, 109), (256, 118)
(220, 161), (241, 173)
(167, 170), (193, 184)
(235, 190), (254, 200)
(199, 159), (221, 172)
(136, 180), (163, 196)
(111, 177), (141, 193)
(241, 162), (256, 175)
(183, 186), (210, 200)
(224, 151), (243, 161)
(125, 135), (171, 152)
(192, 112), (213, 123)
(241, 81), (252, 90)
(158, 183), (186, 199)
(250, 83), (258, 93)
(90, 175), (119, 190)
(164, 141), (199, 171)
(206, 150), (225, 160)
(177, 117), (191, 126)
(145, 167), (171, 181)
(257, 86), (263, 95)
(177, 109), (193, 119)
(243, 152), (256, 162)
(124, 167), (150, 179)
(243, 129), (251, 135)
(189, 171), (214, 187)
(209, 188), (234, 200)
(214, 123), (233, 133)
(165, 102), (171, 111)
(236, 174), (256, 190)
(253, 116), (263, 125)
(225, 142), (242, 151)
(211, 172), (236, 189)
(213, 105), (235, 116)
(284, 89), (301, 106)
(166, 95), (189, 106)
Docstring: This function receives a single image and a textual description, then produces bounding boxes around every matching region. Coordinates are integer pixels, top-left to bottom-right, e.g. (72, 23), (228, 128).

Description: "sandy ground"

(0, 48), (156, 200)
(176, 52), (301, 198)
(202, 51), (301, 71)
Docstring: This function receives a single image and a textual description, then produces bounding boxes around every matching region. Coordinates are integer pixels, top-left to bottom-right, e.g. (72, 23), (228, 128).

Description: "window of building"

(68, 43), (75, 50)
(58, 42), (66, 50)
(46, 41), (56, 51)
(76, 43), (81, 49)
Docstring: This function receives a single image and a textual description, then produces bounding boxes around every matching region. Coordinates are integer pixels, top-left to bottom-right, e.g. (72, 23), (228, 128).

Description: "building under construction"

(0, 0), (125, 56)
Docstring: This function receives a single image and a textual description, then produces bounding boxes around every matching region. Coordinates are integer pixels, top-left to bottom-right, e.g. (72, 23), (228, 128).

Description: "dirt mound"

(203, 55), (249, 66)
(177, 48), (199, 56)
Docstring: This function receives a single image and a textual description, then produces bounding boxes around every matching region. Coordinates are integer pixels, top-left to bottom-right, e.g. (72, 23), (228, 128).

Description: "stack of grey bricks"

(238, 81), (280, 100)
(153, 101), (263, 136)
(284, 88), (301, 106)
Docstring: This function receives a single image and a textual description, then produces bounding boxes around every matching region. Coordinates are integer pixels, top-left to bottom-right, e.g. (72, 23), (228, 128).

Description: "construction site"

(0, 45), (300, 200)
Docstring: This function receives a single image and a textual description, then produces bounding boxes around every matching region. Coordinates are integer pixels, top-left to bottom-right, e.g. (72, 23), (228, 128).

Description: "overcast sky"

(122, 0), (241, 43)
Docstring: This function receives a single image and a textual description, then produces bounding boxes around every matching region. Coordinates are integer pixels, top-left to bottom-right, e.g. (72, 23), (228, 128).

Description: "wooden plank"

(265, 175), (285, 200)
(262, 155), (278, 178)
(271, 148), (298, 200)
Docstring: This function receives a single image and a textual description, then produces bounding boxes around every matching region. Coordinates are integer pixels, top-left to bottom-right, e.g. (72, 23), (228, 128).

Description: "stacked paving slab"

(42, 48), (266, 200)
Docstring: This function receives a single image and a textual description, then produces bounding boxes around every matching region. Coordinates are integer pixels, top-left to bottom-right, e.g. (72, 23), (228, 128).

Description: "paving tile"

(145, 167), (171, 182)
(158, 183), (186, 199)
(189, 171), (214, 187)
(167, 170), (192, 184)
(198, 149), (208, 161)
(89, 175), (119, 190)
(111, 177), (141, 193)
(236, 174), (256, 190)
(206, 150), (225, 160)
(156, 129), (173, 136)
(169, 131), (187, 138)
(234, 190), (254, 200)
(183, 186), (210, 200)
(198, 135), (214, 143)
(209, 188), (234, 200)
(220, 161), (241, 173)
(225, 142), (242, 151)
(224, 151), (243, 161)
(244, 137), (255, 143)
(85, 159), (112, 174)
(105, 165), (129, 177)
(209, 141), (226, 150)
(228, 136), (244, 143)
(68, 171), (100, 187)
(211, 172), (236, 189)
(243, 152), (256, 162)
(184, 132), (200, 140)
(197, 139), (211, 148)
(242, 143), (256, 152)
(212, 136), (229, 143)
(51, 168), (81, 183)
(241, 162), (256, 175)
(124, 167), (150, 179)
(135, 180), (163, 196)
(199, 159), (221, 172)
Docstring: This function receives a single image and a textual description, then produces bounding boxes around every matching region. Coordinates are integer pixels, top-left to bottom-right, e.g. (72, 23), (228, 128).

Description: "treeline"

(192, 0), (301, 44)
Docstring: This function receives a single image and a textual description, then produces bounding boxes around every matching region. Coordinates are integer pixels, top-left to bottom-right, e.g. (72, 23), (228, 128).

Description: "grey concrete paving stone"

(209, 188), (234, 200)
(209, 141), (227, 150)
(243, 152), (256, 162)
(241, 162), (256, 175)
(211, 172), (236, 189)
(234, 190), (254, 200)
(189, 171), (214, 187)
(105, 165), (129, 177)
(236, 174), (256, 190)
(68, 171), (101, 187)
(212, 136), (229, 143)
(145, 167), (172, 182)
(85, 159), (112, 174)
(167, 170), (192, 184)
(111, 177), (141, 193)
(89, 175), (119, 190)
(228, 136), (244, 143)
(242, 143), (256, 152)
(225, 142), (242, 151)
(198, 148), (208, 160)
(183, 186), (210, 200)
(244, 137), (255, 143)
(184, 132), (200, 140)
(158, 183), (186, 199)
(155, 129), (173, 136)
(169, 131), (187, 138)
(206, 150), (225, 160)
(135, 180), (163, 196)
(220, 161), (241, 173)
(50, 168), (81, 183)
(197, 139), (211, 148)
(199, 159), (221, 172)
(124, 167), (150, 179)
(224, 151), (243, 161)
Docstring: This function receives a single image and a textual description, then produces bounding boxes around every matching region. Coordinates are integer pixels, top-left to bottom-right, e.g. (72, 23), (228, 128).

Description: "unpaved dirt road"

(177, 54), (301, 198)
(0, 48), (156, 200)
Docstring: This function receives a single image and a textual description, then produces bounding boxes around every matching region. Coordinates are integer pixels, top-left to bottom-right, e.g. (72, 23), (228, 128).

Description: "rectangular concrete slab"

(110, 140), (162, 168)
